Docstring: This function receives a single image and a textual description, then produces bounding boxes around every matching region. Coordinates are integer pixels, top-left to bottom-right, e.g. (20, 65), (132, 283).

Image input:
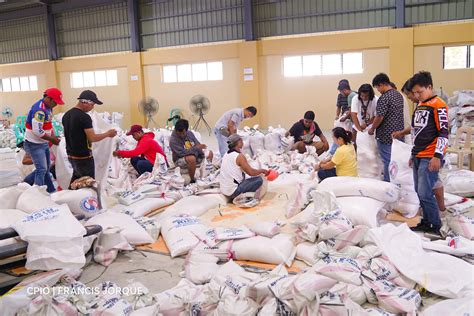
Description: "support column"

(238, 41), (260, 126)
(395, 0), (406, 28)
(45, 4), (58, 60)
(127, 0), (141, 52)
(389, 28), (414, 111)
(127, 53), (146, 125)
(243, 0), (255, 41)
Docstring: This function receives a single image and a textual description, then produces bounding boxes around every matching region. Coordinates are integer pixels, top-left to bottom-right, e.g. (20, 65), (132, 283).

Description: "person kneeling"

(113, 124), (167, 175)
(170, 119), (213, 183)
(287, 111), (329, 155)
(219, 134), (269, 203)
(315, 127), (358, 182)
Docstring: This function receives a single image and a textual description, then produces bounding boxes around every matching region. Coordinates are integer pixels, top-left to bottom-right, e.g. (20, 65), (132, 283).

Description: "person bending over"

(113, 124), (167, 175)
(350, 83), (378, 144)
(287, 111), (329, 155)
(170, 119), (213, 183)
(219, 134), (269, 201)
(214, 106), (257, 157)
(315, 127), (358, 182)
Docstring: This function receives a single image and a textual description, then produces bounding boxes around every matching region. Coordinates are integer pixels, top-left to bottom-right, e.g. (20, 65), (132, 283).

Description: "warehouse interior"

(0, 0), (474, 314)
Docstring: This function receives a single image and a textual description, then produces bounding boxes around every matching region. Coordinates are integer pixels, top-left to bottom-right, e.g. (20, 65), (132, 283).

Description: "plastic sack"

(423, 297), (474, 316)
(389, 139), (413, 185)
(246, 265), (289, 305)
(231, 234), (296, 266)
(182, 252), (219, 285)
(318, 176), (400, 203)
(93, 227), (133, 266)
(214, 226), (255, 241)
(0, 183), (30, 209)
(157, 195), (220, 219)
(16, 186), (59, 213)
(249, 132), (265, 155)
(446, 212), (474, 240)
(285, 181), (316, 218)
(444, 170), (474, 197)
(317, 210), (354, 241)
(86, 211), (154, 245)
(161, 215), (208, 257)
(247, 221), (281, 237)
(232, 192), (259, 208)
(110, 197), (174, 218)
(210, 259), (259, 297)
(50, 188), (101, 218)
(313, 257), (363, 285)
(0, 209), (27, 247)
(329, 282), (367, 305)
(368, 279), (421, 314)
(117, 190), (146, 206)
(356, 131), (383, 179)
(264, 132), (283, 153)
(336, 196), (387, 228)
(214, 294), (259, 316)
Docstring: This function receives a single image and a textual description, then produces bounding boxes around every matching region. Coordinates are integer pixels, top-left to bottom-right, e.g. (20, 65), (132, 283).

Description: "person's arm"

(339, 111), (351, 122)
(314, 124), (329, 151)
(429, 104), (449, 172)
(319, 160), (336, 170)
(189, 132), (206, 152)
(84, 128), (116, 143)
(335, 106), (341, 119)
(236, 154), (268, 177)
(31, 110), (60, 145)
(392, 127), (411, 139)
(351, 112), (363, 131)
(116, 138), (148, 158)
(368, 96), (388, 135)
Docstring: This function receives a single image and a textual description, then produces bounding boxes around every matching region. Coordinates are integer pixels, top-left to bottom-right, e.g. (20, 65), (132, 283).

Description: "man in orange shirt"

(408, 71), (448, 235)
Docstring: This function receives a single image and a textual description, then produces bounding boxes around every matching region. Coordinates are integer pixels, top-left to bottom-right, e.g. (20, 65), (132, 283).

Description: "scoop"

(266, 169), (279, 181)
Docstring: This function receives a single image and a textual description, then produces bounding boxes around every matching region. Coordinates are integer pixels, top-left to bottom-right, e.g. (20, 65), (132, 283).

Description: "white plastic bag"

(356, 131), (383, 179)
(389, 139), (413, 185)
(336, 196), (387, 228)
(264, 132), (282, 153)
(214, 226), (255, 241)
(109, 197), (174, 218)
(0, 183), (29, 209)
(93, 227), (133, 266)
(182, 252), (219, 285)
(313, 257), (362, 285)
(0, 209), (27, 247)
(157, 195), (219, 219)
(446, 212), (474, 240)
(50, 188), (101, 218)
(247, 221), (281, 238)
(444, 170), (474, 197)
(161, 215), (208, 257)
(16, 186), (59, 213)
(249, 132), (265, 155)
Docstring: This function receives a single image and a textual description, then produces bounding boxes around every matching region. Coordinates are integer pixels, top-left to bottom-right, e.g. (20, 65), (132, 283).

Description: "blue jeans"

(318, 168), (337, 182)
(230, 176), (263, 199)
(214, 128), (229, 157)
(377, 140), (392, 182)
(131, 157), (153, 175)
(413, 157), (442, 229)
(23, 141), (55, 193)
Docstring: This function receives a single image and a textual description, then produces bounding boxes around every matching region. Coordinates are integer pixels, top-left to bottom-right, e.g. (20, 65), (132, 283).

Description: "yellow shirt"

(331, 144), (358, 177)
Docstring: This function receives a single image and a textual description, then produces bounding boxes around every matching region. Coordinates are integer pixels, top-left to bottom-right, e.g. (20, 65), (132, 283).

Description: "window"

(162, 61), (223, 83)
(443, 45), (474, 69)
(284, 52), (363, 77)
(0, 75), (38, 92)
(70, 69), (119, 88)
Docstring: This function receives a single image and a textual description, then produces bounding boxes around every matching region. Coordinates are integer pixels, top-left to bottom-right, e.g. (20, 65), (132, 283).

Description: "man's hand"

(392, 131), (404, 140)
(368, 127), (375, 135)
(50, 136), (60, 146)
(408, 158), (413, 168)
(428, 157), (441, 172)
(107, 129), (118, 138)
(259, 169), (269, 176)
(314, 162), (321, 171)
(197, 144), (207, 150)
(360, 122), (367, 131)
(112, 151), (120, 157)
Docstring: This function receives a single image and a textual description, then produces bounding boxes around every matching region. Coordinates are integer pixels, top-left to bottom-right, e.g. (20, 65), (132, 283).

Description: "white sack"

(110, 197), (174, 218)
(231, 233), (296, 266)
(264, 132), (282, 153)
(0, 209), (27, 247)
(157, 195), (219, 219)
(369, 223), (474, 298)
(214, 226), (255, 241)
(86, 211), (154, 244)
(369, 279), (421, 314)
(182, 252), (219, 285)
(318, 176), (400, 203)
(0, 183), (30, 209)
(389, 139), (413, 185)
(16, 186), (58, 213)
(214, 295), (259, 316)
(247, 221), (281, 238)
(50, 188), (101, 218)
(161, 215), (208, 257)
(313, 257), (362, 285)
(356, 131), (383, 179)
(336, 196), (386, 228)
(248, 133), (265, 155)
(444, 170), (474, 197)
(93, 227), (133, 266)
(423, 297), (474, 316)
(446, 212), (474, 240)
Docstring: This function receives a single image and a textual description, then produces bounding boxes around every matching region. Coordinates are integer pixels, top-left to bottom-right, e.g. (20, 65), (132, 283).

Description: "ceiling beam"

(0, 5), (43, 21)
(50, 0), (126, 14)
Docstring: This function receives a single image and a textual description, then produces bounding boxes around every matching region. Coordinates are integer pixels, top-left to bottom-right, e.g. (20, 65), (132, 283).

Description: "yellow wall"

(414, 45), (474, 96)
(259, 48), (389, 130)
(58, 67), (131, 127)
(1, 21), (473, 132)
(143, 59), (241, 128)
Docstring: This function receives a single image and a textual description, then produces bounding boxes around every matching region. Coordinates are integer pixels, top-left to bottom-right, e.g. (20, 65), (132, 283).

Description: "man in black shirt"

(62, 90), (117, 186)
(368, 73), (405, 182)
(286, 111), (329, 155)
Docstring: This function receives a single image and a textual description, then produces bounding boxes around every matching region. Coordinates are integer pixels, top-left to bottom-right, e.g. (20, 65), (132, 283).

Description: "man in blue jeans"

(23, 88), (64, 193)
(368, 73), (405, 182)
(408, 71), (448, 235)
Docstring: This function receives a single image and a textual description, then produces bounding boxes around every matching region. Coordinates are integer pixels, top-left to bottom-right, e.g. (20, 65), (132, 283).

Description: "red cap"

(126, 124), (143, 136)
(44, 88), (65, 105)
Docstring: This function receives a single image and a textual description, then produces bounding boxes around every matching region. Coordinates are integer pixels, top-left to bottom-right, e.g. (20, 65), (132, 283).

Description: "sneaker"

(410, 221), (429, 232)
(424, 227), (442, 240)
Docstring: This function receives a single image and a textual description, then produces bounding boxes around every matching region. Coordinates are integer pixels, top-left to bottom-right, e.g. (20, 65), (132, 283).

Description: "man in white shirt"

(214, 106), (257, 157)
(350, 83), (378, 144)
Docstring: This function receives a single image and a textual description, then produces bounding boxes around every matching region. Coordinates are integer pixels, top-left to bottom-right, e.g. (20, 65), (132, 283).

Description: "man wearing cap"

(23, 88), (63, 193)
(113, 124), (167, 175)
(62, 90), (117, 186)
(214, 106), (257, 157)
(170, 119), (213, 183)
(336, 80), (357, 125)
(219, 134), (269, 201)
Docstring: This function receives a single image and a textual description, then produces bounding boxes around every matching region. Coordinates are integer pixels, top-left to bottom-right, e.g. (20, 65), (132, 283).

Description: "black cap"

(78, 90), (103, 105)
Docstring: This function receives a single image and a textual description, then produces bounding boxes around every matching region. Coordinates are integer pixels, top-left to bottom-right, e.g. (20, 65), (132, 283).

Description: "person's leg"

(136, 159), (153, 175)
(312, 141), (326, 156)
(24, 171), (35, 185)
(317, 168), (337, 182)
(292, 141), (307, 154)
(185, 155), (197, 182)
(69, 157), (95, 187)
(377, 140), (392, 182)
(130, 156), (142, 173)
(43, 146), (55, 193)
(24, 141), (48, 187)
(231, 176), (264, 199)
(352, 129), (357, 152)
(214, 128), (228, 157)
(434, 186), (446, 213)
(415, 158), (442, 231)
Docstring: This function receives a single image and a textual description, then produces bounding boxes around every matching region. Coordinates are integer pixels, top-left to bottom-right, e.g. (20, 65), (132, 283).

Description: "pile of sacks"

(0, 126), (16, 148)
(448, 90), (474, 133)
(0, 147), (22, 188)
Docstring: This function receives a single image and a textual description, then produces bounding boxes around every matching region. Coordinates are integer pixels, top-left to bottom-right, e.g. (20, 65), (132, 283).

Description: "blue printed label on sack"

(172, 217), (200, 228)
(22, 207), (59, 223)
(80, 197), (99, 212)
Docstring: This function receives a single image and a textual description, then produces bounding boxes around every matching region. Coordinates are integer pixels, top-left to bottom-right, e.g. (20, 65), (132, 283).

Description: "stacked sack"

(389, 139), (420, 218)
(356, 131), (383, 179)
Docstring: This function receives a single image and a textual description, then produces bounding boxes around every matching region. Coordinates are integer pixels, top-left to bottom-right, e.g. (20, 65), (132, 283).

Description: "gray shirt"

(169, 130), (203, 162)
(215, 108), (245, 129)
